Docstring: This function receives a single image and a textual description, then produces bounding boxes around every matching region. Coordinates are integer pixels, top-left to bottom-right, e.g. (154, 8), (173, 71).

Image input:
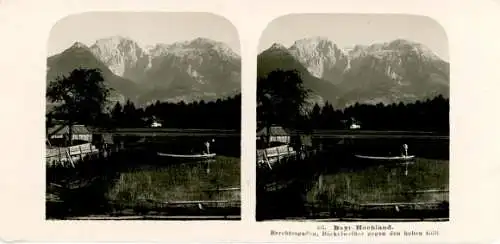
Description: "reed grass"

(307, 158), (449, 205)
(106, 156), (241, 205)
(46, 151), (241, 218)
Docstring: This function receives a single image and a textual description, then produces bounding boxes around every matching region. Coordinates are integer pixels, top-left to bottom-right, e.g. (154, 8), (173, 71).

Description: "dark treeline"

(257, 69), (449, 134)
(304, 95), (449, 133)
(107, 94), (241, 130)
(46, 68), (240, 130)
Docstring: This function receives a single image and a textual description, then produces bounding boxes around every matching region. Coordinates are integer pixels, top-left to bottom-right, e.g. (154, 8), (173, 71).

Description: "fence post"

(276, 147), (280, 164)
(66, 148), (75, 168)
(89, 143), (94, 159)
(264, 151), (272, 170)
(57, 148), (61, 165)
(78, 144), (83, 161)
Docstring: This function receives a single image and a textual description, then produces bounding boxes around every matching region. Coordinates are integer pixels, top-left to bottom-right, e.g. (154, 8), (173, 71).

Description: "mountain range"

(258, 37), (449, 108)
(46, 36), (241, 106)
(47, 36), (449, 110)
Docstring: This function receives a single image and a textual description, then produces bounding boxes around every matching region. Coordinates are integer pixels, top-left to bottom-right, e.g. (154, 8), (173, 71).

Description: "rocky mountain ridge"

(258, 37), (449, 108)
(47, 36), (241, 105)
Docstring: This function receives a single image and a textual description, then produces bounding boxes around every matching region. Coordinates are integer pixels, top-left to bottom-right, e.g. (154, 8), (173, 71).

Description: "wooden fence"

(257, 145), (298, 169)
(46, 143), (99, 167)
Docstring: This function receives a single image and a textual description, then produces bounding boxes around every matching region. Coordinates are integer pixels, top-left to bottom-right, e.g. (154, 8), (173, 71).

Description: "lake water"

(256, 137), (449, 220)
(46, 144), (241, 218)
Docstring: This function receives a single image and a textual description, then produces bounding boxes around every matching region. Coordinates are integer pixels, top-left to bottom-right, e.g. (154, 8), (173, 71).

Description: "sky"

(259, 14), (449, 61)
(47, 12), (240, 56)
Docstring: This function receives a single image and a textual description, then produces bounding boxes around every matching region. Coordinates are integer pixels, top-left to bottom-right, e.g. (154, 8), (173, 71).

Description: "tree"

(111, 102), (123, 127)
(257, 69), (309, 144)
(46, 112), (54, 139)
(310, 103), (321, 129)
(122, 100), (139, 127)
(46, 68), (110, 146)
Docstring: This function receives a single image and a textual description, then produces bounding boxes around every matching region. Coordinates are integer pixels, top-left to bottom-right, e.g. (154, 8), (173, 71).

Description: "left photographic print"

(45, 12), (241, 220)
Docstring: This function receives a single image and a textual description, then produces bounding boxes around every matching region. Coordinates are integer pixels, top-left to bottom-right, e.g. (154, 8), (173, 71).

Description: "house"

(150, 121), (162, 128)
(46, 124), (99, 167)
(47, 124), (93, 143)
(256, 125), (291, 145)
(350, 123), (361, 130)
(256, 125), (298, 168)
(343, 117), (362, 130)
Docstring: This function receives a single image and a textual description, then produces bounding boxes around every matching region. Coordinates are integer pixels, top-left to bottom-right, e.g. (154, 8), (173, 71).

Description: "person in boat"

(402, 144), (409, 157)
(204, 139), (215, 154)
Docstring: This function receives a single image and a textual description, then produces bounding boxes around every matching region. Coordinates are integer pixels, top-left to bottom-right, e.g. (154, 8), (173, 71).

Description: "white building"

(350, 123), (361, 130)
(150, 121), (162, 128)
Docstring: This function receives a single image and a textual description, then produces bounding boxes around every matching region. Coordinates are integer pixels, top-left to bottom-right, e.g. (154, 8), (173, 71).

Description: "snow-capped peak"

(263, 37), (445, 82)
(90, 36), (147, 77)
(94, 35), (131, 45)
(387, 39), (441, 60)
(288, 36), (347, 78)
(163, 37), (239, 60)
(269, 43), (288, 50)
(60, 36), (241, 85)
(291, 36), (334, 47)
(145, 43), (170, 57)
(347, 39), (442, 61)
(189, 37), (218, 46)
(70, 41), (88, 49)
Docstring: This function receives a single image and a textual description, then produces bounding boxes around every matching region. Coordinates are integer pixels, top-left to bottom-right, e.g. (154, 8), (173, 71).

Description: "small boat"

(157, 152), (217, 159)
(355, 144), (415, 161)
(354, 155), (415, 161)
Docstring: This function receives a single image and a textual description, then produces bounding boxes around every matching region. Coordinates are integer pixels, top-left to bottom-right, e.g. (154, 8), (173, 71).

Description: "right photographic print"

(256, 14), (450, 221)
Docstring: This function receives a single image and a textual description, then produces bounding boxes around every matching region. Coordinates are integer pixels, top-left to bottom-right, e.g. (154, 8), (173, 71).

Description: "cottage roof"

(256, 125), (290, 136)
(47, 124), (91, 136)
